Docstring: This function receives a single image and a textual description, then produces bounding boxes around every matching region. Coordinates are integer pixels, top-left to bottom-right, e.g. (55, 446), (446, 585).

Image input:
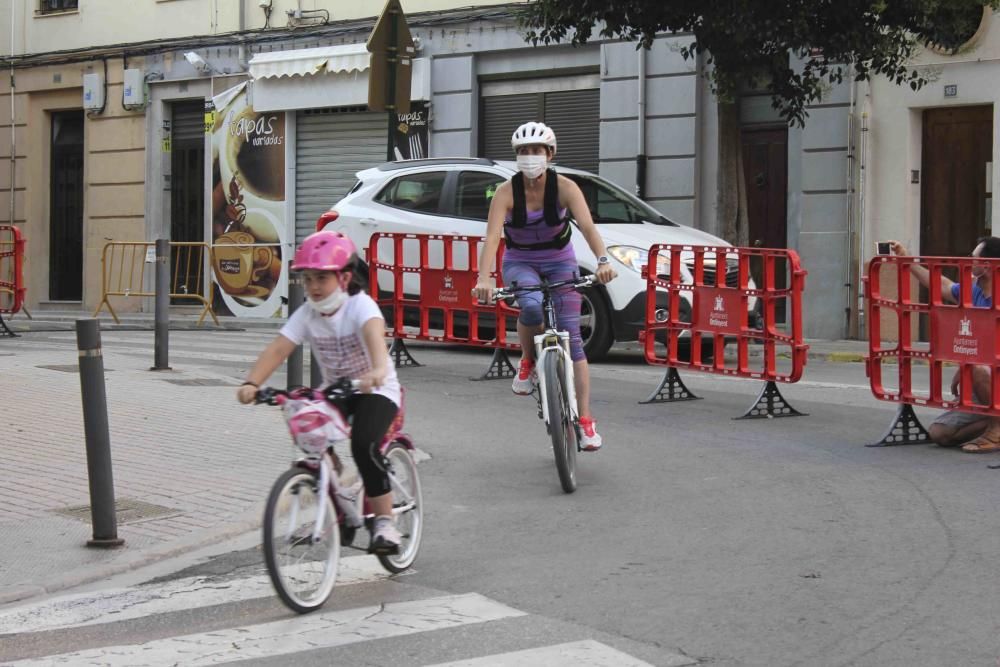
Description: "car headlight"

(607, 245), (670, 275)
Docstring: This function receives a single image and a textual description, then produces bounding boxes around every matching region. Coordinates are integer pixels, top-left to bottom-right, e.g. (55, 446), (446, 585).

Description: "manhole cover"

(162, 378), (235, 387)
(37, 364), (114, 373)
(53, 498), (181, 524)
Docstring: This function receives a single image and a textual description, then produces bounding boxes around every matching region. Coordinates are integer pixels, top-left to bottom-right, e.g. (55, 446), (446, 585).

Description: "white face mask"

(307, 286), (348, 315)
(516, 155), (547, 179)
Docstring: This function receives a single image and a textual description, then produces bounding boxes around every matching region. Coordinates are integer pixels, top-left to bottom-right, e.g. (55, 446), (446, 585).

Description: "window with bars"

(39, 0), (77, 14)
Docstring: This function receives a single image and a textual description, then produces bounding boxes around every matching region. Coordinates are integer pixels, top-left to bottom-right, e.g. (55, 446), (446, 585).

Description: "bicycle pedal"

(368, 541), (400, 556)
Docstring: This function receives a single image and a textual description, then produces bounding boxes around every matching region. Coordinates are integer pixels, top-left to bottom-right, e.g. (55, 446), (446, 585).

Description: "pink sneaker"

(579, 416), (602, 451)
(512, 357), (536, 395)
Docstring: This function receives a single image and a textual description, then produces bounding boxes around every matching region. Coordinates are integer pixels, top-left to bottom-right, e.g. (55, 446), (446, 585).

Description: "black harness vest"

(504, 168), (572, 251)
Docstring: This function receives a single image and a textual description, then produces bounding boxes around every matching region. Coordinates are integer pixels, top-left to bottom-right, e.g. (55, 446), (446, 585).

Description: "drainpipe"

(845, 73), (857, 338)
(8, 0), (15, 226)
(238, 0), (247, 69)
(856, 88), (871, 339)
(636, 45), (647, 200)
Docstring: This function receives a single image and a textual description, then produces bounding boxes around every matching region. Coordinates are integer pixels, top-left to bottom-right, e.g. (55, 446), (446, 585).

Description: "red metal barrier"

(0, 225), (25, 337)
(367, 232), (520, 379)
(639, 244), (809, 418)
(865, 254), (1000, 446)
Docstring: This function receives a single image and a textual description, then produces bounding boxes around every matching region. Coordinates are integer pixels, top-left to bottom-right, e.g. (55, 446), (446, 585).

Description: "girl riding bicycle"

(237, 231), (403, 554)
(473, 121), (617, 451)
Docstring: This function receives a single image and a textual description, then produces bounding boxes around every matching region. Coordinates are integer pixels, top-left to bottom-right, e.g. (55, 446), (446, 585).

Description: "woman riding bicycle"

(237, 231), (403, 554)
(473, 121), (617, 451)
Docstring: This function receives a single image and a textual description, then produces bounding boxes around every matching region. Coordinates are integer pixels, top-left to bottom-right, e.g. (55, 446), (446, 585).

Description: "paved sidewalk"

(0, 340), (289, 605)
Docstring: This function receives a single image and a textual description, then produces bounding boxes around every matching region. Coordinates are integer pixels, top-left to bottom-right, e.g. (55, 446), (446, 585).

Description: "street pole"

(286, 274), (304, 389)
(386, 6), (398, 162)
(75, 318), (124, 548)
(151, 238), (171, 370)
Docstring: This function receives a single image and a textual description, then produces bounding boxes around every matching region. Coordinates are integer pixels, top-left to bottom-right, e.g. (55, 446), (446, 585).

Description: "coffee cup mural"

(210, 85), (288, 317)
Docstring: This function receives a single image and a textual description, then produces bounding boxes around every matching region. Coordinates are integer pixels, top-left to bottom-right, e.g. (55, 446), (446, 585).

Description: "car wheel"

(580, 286), (613, 361)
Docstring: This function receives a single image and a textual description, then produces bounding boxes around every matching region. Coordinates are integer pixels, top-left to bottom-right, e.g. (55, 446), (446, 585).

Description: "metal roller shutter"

(481, 93), (540, 162)
(544, 89), (599, 173)
(171, 102), (205, 142)
(479, 87), (599, 173)
(295, 109), (388, 243)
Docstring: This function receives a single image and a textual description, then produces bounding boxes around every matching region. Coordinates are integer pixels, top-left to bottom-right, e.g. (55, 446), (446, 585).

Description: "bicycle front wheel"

(377, 441), (424, 573)
(263, 467), (341, 614)
(544, 352), (577, 493)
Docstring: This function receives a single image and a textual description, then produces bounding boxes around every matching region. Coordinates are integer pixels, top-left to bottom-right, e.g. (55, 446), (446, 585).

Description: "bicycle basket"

(281, 399), (349, 455)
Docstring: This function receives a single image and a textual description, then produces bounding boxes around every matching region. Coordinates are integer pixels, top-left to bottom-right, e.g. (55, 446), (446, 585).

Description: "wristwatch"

(597, 255), (610, 265)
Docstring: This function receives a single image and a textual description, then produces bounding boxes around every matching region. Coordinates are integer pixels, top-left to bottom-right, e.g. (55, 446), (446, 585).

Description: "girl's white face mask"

(516, 155), (547, 179)
(308, 286), (348, 315)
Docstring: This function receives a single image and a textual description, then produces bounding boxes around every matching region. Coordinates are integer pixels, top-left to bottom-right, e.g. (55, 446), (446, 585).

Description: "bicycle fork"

(534, 330), (579, 429)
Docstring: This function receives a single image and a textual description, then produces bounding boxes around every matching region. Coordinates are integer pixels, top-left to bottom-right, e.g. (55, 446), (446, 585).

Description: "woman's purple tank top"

(504, 207), (576, 263)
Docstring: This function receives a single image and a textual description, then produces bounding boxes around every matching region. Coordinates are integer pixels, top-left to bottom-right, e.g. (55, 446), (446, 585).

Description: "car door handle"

(359, 218), (377, 227)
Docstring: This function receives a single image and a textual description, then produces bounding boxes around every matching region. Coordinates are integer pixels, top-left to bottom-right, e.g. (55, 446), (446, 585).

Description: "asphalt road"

(2, 332), (998, 666)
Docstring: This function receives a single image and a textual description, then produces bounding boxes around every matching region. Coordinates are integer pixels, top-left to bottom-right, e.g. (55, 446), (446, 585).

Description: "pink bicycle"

(255, 379), (423, 614)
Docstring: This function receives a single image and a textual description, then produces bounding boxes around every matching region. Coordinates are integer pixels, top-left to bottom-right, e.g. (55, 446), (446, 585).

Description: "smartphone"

(875, 242), (892, 255)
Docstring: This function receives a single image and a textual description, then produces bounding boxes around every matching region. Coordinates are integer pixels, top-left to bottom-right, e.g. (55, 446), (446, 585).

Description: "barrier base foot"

(639, 368), (701, 404)
(0, 312), (18, 338)
(735, 380), (807, 420)
(471, 347), (516, 381)
(866, 403), (930, 447)
(389, 338), (421, 368)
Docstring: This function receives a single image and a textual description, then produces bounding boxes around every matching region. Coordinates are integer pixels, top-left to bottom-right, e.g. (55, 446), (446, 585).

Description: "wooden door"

(48, 111), (84, 301)
(921, 105), (993, 257)
(742, 126), (789, 321)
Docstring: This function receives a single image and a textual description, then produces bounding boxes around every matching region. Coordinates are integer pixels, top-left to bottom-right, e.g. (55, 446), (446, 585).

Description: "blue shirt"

(950, 283), (992, 307)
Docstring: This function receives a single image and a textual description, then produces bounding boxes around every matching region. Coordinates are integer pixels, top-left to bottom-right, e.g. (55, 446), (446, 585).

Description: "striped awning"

(248, 43), (369, 80)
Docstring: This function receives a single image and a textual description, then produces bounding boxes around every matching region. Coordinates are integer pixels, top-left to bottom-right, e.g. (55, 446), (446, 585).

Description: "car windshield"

(565, 174), (677, 226)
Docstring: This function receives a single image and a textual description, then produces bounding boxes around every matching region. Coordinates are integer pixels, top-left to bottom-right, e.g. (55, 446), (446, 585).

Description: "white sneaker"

(579, 416), (602, 451)
(512, 357), (536, 395)
(371, 515), (401, 555)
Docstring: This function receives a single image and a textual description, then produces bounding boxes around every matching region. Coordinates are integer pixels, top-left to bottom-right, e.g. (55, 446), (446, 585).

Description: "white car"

(319, 158), (756, 360)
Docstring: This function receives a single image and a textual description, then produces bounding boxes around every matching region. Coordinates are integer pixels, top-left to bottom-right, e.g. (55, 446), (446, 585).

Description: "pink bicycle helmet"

(291, 231), (356, 271)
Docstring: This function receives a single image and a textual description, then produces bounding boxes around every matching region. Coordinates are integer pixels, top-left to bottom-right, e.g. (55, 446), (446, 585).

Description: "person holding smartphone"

(889, 237), (1000, 452)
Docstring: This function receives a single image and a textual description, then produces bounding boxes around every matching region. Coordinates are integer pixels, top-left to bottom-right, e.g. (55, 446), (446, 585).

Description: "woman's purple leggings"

(502, 258), (585, 362)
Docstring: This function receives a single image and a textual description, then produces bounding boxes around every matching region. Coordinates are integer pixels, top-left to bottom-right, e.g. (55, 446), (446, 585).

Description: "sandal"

(960, 434), (1000, 453)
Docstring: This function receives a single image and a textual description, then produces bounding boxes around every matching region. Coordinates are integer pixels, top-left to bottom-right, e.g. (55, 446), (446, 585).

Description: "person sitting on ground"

(889, 237), (1000, 453)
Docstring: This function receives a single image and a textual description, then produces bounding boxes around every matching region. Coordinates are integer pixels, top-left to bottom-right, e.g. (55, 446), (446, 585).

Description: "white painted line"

(0, 557), (393, 635)
(9, 593), (527, 666)
(428, 640), (655, 667)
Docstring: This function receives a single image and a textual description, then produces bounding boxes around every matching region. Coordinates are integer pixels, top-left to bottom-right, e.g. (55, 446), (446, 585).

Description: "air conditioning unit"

(123, 69), (145, 109)
(83, 72), (104, 112)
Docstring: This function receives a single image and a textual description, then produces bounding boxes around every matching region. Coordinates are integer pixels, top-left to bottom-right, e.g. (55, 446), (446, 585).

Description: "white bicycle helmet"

(511, 121), (557, 154)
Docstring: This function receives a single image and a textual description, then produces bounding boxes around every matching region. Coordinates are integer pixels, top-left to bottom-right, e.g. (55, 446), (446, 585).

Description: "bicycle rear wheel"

(544, 352), (577, 493)
(263, 467), (340, 614)
(377, 441), (424, 573)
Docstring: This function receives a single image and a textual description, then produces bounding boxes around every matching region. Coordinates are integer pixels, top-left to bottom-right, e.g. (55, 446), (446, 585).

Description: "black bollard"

(151, 239), (171, 371)
(75, 319), (124, 548)
(286, 274), (304, 389)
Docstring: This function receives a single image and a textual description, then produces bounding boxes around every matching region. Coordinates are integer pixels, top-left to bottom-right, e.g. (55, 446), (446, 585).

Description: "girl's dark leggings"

(345, 393), (398, 498)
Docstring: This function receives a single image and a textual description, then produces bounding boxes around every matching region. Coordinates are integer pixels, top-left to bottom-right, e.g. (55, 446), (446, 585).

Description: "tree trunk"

(716, 99), (750, 247)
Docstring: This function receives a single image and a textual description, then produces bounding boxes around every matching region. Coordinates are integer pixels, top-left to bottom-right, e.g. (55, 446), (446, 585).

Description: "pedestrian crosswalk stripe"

(8, 593), (527, 667)
(428, 640), (655, 667)
(0, 556), (394, 636)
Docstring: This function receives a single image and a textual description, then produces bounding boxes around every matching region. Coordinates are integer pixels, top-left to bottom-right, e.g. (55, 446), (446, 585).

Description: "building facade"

(4, 0), (922, 339)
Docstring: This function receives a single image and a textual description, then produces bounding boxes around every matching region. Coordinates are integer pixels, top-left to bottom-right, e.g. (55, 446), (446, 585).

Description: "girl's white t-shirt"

(279, 293), (401, 407)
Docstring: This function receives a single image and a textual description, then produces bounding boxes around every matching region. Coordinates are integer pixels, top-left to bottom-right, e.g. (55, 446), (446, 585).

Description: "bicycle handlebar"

(255, 377), (362, 406)
(491, 275), (594, 301)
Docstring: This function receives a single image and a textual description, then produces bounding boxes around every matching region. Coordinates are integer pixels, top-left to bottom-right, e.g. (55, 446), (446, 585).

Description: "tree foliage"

(521, 0), (999, 126)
